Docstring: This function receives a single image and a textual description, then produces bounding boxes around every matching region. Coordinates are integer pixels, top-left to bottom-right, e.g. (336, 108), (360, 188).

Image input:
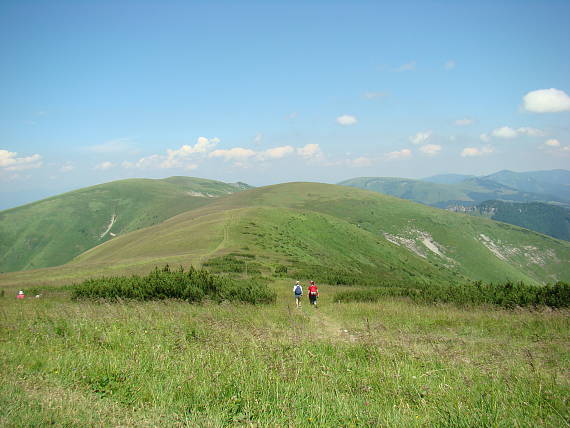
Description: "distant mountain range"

(339, 169), (570, 241)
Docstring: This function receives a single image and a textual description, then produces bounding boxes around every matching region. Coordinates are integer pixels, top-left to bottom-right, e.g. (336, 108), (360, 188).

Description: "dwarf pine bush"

(335, 280), (570, 308)
(72, 265), (275, 304)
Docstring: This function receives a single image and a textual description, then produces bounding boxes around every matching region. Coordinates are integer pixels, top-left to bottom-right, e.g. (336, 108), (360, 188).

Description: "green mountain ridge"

(338, 176), (566, 208)
(0, 176), (252, 273)
(1, 182), (568, 289)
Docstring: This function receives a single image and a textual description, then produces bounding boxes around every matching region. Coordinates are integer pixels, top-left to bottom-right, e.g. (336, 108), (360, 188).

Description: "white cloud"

(95, 161), (115, 170)
(396, 61), (416, 72)
(258, 145), (295, 160)
(419, 144), (442, 156)
(544, 139), (560, 147)
(0, 149), (43, 171)
(523, 88), (570, 113)
(491, 126), (518, 139)
(409, 130), (432, 145)
(122, 154), (163, 169)
(541, 139), (570, 156)
(385, 148), (412, 160)
(444, 60), (456, 70)
(287, 112), (298, 119)
(253, 133), (263, 145)
(60, 163), (75, 172)
(363, 91), (388, 99)
(208, 147), (257, 162)
(490, 126), (546, 139)
(297, 144), (323, 159)
(461, 146), (494, 157)
(480, 133), (490, 142)
(454, 118), (473, 126)
(517, 127), (546, 137)
(161, 136), (219, 168)
(336, 115), (358, 126)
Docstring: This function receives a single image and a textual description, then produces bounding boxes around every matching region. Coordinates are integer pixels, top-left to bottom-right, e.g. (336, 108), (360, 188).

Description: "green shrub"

(334, 280), (570, 308)
(71, 266), (276, 304)
(203, 255), (262, 275)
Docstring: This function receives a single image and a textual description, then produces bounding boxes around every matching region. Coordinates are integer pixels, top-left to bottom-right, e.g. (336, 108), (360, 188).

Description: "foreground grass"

(1, 282), (568, 427)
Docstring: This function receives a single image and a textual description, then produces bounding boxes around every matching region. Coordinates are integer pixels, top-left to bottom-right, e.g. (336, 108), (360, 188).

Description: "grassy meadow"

(1, 279), (568, 427)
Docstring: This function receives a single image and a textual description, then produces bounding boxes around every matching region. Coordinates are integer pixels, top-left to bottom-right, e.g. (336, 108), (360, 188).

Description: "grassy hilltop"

(0, 177), (250, 273)
(2, 182), (569, 289)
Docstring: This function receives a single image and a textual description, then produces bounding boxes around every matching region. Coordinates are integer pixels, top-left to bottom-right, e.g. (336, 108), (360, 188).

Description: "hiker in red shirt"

(308, 281), (319, 307)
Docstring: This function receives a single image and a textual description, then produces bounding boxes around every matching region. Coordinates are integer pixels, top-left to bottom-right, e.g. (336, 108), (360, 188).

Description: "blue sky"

(1, 0), (569, 209)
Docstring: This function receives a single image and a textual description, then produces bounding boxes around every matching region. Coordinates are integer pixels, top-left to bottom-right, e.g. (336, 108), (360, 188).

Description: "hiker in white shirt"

(293, 281), (303, 308)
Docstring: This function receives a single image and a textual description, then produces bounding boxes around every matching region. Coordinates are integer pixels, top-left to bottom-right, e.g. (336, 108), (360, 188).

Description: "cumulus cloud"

(541, 139), (570, 155)
(444, 60), (456, 70)
(297, 144), (323, 159)
(258, 146), (295, 160)
(544, 139), (560, 147)
(491, 126), (518, 139)
(161, 136), (219, 168)
(60, 163), (75, 172)
(517, 127), (546, 137)
(490, 126), (546, 139)
(461, 146), (494, 157)
(523, 88), (570, 113)
(480, 133), (491, 142)
(454, 118), (473, 126)
(336, 115), (358, 126)
(409, 131), (432, 145)
(385, 148), (412, 160)
(208, 147), (256, 162)
(0, 149), (43, 171)
(95, 161), (115, 170)
(419, 144), (442, 156)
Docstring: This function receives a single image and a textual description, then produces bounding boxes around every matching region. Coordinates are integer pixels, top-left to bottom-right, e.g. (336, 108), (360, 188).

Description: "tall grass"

(0, 285), (568, 427)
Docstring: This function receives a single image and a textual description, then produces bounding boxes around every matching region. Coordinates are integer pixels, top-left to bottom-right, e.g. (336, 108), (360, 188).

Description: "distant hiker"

(293, 281), (303, 308)
(308, 281), (319, 307)
(16, 290), (25, 300)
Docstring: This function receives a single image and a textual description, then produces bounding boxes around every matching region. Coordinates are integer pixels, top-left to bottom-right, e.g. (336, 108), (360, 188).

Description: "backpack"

(294, 285), (302, 295)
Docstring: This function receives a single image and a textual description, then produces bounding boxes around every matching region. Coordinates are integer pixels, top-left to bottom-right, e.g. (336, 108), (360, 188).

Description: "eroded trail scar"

(100, 214), (117, 239)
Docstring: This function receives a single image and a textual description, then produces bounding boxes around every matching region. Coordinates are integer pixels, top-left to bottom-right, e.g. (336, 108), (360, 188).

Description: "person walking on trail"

(293, 281), (303, 308)
(308, 281), (319, 307)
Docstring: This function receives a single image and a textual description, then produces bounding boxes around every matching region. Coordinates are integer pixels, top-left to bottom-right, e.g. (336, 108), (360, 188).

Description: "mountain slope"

(466, 200), (570, 242)
(1, 182), (568, 289)
(0, 177), (251, 272)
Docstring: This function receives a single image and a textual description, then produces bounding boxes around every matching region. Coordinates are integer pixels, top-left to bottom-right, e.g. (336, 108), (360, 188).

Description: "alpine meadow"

(2, 1), (570, 427)
(1, 181), (569, 427)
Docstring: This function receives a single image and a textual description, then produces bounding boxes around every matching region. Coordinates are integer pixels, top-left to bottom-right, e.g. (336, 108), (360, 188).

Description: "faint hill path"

(198, 211), (240, 265)
(303, 305), (358, 343)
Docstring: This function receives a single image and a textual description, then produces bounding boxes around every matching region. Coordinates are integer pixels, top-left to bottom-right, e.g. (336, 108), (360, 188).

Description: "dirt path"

(198, 212), (238, 264)
(304, 305), (358, 343)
